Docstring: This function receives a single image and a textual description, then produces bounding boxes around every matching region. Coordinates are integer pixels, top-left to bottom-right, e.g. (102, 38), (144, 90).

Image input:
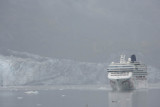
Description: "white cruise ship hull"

(108, 72), (147, 90)
(108, 72), (135, 90)
(109, 78), (134, 90)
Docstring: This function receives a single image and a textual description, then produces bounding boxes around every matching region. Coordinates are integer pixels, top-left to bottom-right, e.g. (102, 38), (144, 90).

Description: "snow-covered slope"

(0, 49), (159, 86)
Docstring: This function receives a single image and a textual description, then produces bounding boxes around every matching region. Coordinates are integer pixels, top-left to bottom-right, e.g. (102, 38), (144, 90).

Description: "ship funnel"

(131, 54), (136, 62)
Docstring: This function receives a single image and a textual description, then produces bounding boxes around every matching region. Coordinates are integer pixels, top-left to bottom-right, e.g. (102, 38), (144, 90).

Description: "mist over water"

(0, 49), (159, 86)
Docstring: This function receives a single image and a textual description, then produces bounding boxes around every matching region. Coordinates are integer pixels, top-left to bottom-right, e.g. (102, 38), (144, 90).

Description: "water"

(0, 85), (160, 107)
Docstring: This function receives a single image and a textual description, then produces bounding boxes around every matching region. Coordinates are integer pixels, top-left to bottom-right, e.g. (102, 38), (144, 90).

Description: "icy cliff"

(0, 50), (108, 86)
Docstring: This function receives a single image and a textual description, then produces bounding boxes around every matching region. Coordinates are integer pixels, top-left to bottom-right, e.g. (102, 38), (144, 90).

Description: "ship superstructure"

(107, 55), (147, 90)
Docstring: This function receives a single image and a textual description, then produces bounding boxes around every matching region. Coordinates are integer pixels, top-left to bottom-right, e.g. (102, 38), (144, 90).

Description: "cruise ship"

(107, 55), (147, 90)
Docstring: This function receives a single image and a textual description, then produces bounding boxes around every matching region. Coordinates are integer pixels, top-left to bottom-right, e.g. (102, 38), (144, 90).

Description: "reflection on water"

(108, 89), (148, 107)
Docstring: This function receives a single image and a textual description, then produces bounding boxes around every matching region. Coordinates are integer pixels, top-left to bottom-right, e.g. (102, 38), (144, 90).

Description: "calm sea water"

(0, 85), (160, 107)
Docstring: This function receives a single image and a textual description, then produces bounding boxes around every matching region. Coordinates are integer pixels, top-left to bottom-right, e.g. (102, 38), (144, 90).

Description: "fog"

(0, 0), (160, 68)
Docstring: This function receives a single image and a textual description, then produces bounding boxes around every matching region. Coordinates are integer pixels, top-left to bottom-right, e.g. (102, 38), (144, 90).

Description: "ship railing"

(109, 72), (130, 76)
(107, 68), (135, 72)
(107, 67), (147, 72)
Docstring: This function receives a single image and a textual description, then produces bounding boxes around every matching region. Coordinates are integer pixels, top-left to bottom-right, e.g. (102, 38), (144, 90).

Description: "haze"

(0, 0), (160, 68)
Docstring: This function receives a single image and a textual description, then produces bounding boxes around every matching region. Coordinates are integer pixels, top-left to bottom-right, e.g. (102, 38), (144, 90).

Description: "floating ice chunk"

(98, 87), (107, 90)
(59, 89), (63, 90)
(61, 95), (66, 97)
(36, 104), (42, 106)
(17, 97), (23, 100)
(24, 91), (39, 95)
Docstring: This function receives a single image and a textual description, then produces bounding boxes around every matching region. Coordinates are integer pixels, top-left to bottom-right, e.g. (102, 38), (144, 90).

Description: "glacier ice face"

(0, 50), (108, 86)
(0, 49), (159, 86)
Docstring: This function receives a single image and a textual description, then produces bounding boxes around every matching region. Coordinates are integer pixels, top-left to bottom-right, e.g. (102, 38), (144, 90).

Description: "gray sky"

(0, 0), (160, 67)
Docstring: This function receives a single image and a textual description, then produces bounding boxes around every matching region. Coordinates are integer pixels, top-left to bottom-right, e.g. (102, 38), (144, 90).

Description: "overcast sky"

(0, 0), (160, 67)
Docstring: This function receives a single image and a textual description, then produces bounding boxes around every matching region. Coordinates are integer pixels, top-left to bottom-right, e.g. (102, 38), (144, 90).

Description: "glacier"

(0, 50), (108, 86)
(0, 49), (159, 86)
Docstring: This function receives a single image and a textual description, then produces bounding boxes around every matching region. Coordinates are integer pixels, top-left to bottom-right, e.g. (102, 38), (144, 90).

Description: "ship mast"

(120, 55), (126, 63)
